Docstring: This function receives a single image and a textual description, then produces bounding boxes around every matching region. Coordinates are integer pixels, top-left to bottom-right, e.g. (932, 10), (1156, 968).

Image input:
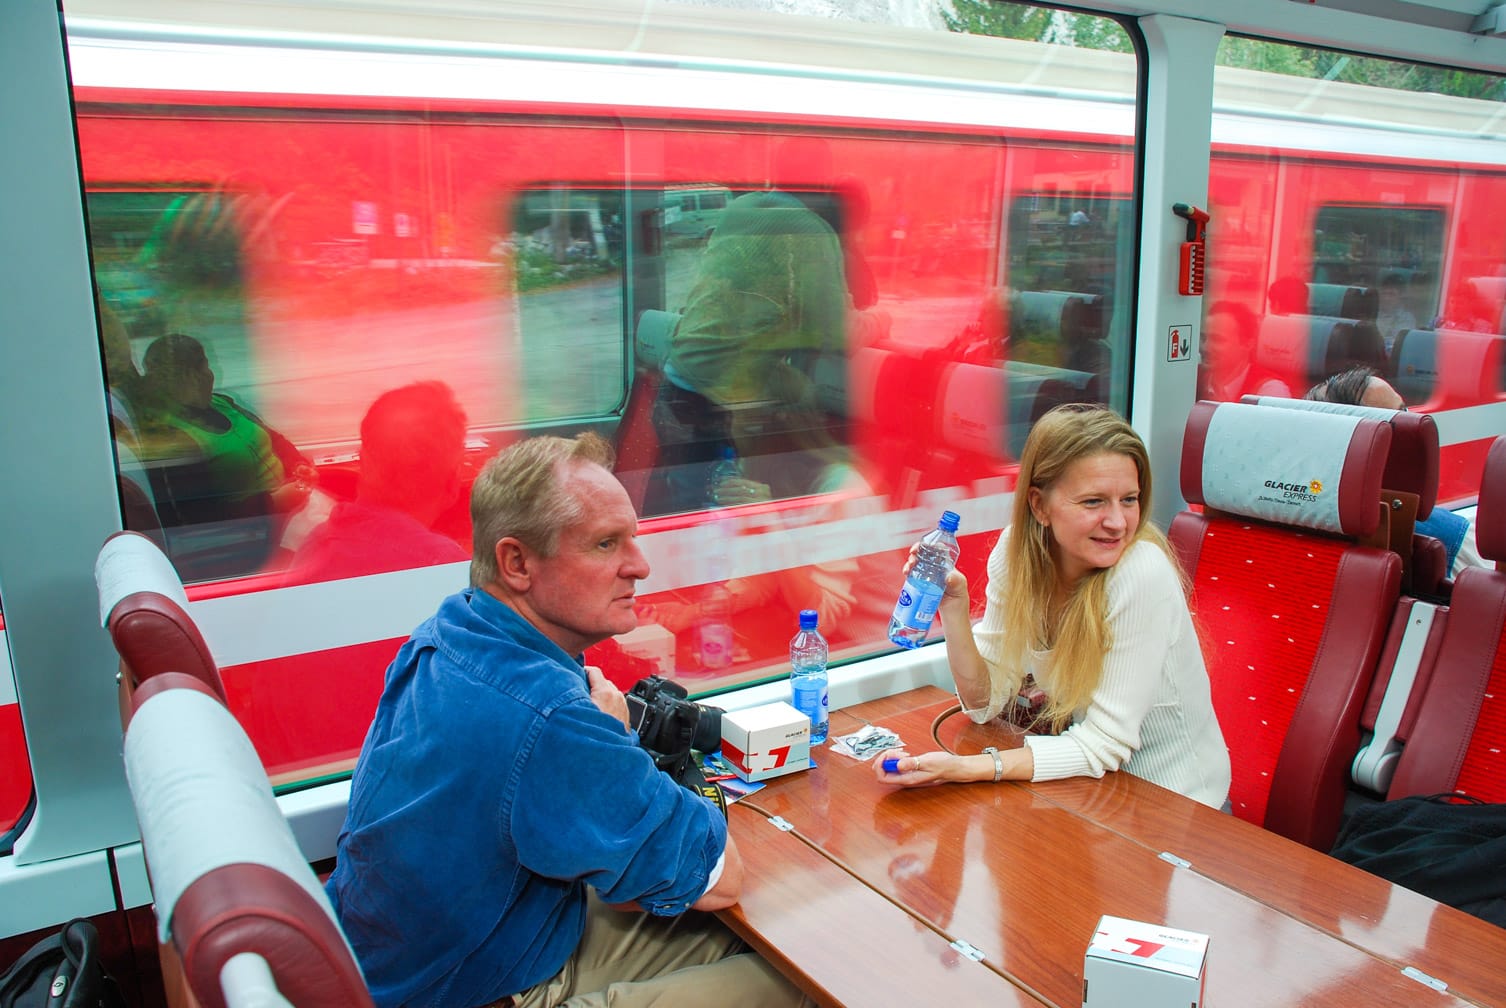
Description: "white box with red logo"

(719, 701), (810, 783)
(1083, 915), (1209, 1008)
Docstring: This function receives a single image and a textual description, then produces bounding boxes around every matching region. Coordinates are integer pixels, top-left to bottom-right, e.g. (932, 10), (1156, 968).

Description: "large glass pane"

(64, 0), (1138, 783)
(1207, 37), (1506, 501)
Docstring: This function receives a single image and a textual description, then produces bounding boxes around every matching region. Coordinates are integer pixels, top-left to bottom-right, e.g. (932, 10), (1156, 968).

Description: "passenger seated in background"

(1306, 365), (1484, 576)
(1375, 273), (1418, 354)
(875, 405), (1231, 809)
(286, 381), (469, 583)
(326, 432), (806, 1008)
(137, 333), (315, 547)
(1197, 299), (1290, 402)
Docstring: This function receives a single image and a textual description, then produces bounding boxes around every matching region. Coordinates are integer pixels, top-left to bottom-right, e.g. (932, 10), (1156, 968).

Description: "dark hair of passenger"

(1305, 364), (1380, 405)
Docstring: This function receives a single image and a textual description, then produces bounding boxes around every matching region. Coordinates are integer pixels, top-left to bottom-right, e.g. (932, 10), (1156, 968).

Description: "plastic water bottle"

(789, 609), (829, 745)
(707, 445), (742, 506)
(888, 510), (962, 649)
(697, 521), (735, 671)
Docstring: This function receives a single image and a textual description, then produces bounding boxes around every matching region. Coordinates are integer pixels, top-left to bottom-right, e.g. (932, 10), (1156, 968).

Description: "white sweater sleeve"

(1023, 541), (1188, 782)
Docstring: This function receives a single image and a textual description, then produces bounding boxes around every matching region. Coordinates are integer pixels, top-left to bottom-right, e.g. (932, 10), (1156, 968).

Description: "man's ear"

(494, 537), (532, 592)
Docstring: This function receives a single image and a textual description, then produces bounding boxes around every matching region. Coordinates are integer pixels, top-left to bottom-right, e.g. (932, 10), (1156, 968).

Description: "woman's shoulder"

(1107, 538), (1183, 595)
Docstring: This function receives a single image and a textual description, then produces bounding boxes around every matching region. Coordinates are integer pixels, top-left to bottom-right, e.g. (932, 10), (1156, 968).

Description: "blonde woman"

(875, 405), (1230, 809)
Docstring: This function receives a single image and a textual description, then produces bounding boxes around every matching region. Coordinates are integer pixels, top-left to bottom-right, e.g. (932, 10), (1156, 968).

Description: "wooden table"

(719, 687), (1506, 1007)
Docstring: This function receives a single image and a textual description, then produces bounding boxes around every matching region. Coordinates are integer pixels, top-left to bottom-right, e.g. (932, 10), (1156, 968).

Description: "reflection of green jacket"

(159, 393), (286, 505)
(667, 191), (847, 405)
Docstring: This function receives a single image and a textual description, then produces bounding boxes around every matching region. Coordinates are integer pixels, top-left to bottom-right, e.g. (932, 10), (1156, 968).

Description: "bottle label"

(891, 577), (944, 631)
(791, 678), (829, 724)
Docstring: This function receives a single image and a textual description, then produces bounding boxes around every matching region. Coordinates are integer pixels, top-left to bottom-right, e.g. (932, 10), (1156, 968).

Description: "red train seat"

(1241, 395), (1443, 596)
(1170, 401), (1401, 849)
(96, 532), (374, 1008)
(1384, 434), (1506, 803)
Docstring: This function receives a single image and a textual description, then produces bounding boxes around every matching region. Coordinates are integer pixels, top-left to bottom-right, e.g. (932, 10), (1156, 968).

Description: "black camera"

(627, 676), (726, 813)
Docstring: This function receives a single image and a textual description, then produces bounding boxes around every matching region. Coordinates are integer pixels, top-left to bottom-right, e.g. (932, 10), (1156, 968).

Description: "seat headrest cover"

(124, 688), (341, 947)
(938, 363), (1005, 457)
(1244, 396), (1439, 518)
(96, 531), (189, 627)
(1478, 435), (1506, 562)
(1188, 402), (1389, 536)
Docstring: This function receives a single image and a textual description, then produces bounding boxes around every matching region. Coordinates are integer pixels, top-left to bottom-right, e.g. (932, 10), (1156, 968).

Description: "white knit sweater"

(966, 533), (1231, 809)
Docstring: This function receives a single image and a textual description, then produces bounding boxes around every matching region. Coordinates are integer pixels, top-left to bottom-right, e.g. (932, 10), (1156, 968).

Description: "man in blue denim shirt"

(327, 433), (805, 1008)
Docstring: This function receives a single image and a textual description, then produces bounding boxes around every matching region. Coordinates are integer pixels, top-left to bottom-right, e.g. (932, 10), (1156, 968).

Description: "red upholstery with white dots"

(1171, 402), (1401, 850)
(1386, 434), (1506, 803)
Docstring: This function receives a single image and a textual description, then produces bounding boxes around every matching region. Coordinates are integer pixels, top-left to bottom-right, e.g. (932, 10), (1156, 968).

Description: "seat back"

(1255, 313), (1388, 394)
(613, 309), (679, 512)
(1170, 401), (1401, 849)
(1307, 282), (1377, 321)
(1390, 326), (1506, 410)
(1385, 434), (1506, 802)
(96, 530), (224, 702)
(97, 533), (374, 1008)
(1241, 395), (1443, 595)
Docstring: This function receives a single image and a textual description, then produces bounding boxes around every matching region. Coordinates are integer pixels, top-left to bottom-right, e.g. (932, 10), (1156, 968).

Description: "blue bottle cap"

(882, 757), (901, 774)
(939, 510), (961, 533)
(798, 609), (819, 630)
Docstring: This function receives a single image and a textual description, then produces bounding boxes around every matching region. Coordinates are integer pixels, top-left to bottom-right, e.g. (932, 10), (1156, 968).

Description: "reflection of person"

(710, 362), (885, 635)
(99, 299), (145, 447)
(1305, 366), (1484, 576)
(137, 332), (314, 528)
(1267, 276), (1308, 315)
(286, 381), (468, 583)
(1198, 299), (1290, 401)
(651, 189), (848, 513)
(875, 405), (1231, 809)
(326, 432), (805, 1008)
(1375, 274), (1417, 353)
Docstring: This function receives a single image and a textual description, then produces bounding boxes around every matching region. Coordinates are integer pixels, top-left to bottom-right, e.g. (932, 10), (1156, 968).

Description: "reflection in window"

(1209, 36), (1505, 498)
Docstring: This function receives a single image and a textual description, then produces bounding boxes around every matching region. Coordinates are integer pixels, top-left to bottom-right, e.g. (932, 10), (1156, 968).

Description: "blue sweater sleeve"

(510, 697), (726, 915)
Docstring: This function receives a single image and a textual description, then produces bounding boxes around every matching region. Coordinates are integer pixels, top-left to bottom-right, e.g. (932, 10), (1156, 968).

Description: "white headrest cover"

(1200, 404), (1364, 534)
(1245, 396), (1400, 424)
(96, 533), (189, 628)
(938, 363), (1004, 457)
(124, 688), (340, 945)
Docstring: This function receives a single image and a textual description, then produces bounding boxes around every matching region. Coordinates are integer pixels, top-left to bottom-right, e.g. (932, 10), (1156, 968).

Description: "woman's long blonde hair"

(1000, 404), (1178, 731)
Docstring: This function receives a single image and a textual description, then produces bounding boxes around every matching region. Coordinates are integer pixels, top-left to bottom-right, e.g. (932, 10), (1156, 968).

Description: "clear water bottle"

(888, 510), (962, 649)
(789, 609), (829, 745)
(697, 521), (734, 671)
(707, 445), (742, 506)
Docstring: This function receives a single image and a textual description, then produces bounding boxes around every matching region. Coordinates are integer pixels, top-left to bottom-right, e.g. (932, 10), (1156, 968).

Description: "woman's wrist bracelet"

(982, 746), (1003, 783)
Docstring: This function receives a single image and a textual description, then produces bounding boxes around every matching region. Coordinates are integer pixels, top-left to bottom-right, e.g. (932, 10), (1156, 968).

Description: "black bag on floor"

(0, 919), (126, 1008)
(1331, 793), (1506, 929)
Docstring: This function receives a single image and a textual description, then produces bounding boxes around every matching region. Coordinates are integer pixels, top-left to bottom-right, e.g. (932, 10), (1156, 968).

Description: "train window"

(509, 186), (630, 425)
(62, 1), (1140, 785)
(1311, 204), (1444, 342)
(1207, 37), (1506, 499)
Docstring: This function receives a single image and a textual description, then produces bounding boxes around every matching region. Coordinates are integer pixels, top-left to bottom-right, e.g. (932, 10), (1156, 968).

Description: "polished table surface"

(719, 687), (1506, 1008)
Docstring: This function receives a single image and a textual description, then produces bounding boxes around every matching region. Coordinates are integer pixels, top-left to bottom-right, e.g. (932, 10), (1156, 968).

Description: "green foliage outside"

(940, 1), (1504, 101)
